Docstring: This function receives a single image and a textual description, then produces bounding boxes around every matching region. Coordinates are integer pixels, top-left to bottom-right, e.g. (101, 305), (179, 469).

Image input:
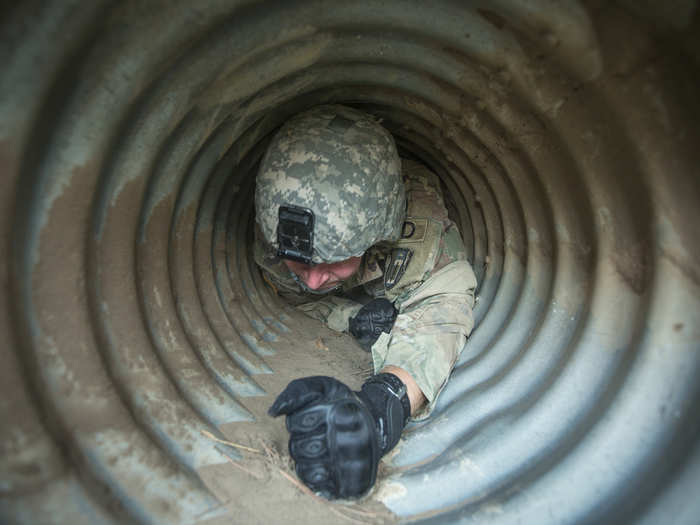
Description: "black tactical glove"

(349, 298), (398, 351)
(268, 373), (411, 499)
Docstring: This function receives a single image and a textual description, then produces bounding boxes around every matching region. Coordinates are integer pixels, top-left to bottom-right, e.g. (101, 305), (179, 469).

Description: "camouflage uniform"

(255, 106), (476, 418)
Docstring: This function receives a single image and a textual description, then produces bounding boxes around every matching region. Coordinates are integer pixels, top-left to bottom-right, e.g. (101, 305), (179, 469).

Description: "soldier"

(255, 105), (477, 499)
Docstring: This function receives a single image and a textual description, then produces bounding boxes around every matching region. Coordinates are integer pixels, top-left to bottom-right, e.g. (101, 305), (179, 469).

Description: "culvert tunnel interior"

(2, 1), (700, 524)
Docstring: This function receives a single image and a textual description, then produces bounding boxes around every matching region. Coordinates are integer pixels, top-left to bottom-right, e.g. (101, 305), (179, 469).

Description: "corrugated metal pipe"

(2, 1), (699, 523)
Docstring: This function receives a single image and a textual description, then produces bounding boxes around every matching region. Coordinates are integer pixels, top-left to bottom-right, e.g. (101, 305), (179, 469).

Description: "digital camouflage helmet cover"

(255, 105), (405, 264)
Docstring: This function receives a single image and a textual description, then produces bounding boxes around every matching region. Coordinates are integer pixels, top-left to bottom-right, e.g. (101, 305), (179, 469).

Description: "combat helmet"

(255, 105), (405, 264)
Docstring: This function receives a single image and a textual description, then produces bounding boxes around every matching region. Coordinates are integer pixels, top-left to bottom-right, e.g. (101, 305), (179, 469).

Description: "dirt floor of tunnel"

(195, 309), (399, 525)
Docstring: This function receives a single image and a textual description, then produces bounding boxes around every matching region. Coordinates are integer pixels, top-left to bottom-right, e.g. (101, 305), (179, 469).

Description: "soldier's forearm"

(380, 365), (427, 416)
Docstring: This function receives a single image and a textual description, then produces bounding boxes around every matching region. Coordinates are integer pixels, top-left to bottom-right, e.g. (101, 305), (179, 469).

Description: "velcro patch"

(399, 218), (428, 243)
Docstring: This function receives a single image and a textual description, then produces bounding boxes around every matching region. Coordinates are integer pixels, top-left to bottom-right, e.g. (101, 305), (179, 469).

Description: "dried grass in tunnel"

(1, 1), (699, 524)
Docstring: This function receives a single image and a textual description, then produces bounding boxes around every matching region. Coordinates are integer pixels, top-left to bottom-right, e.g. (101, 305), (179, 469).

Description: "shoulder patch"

(384, 248), (413, 290)
(384, 217), (443, 301)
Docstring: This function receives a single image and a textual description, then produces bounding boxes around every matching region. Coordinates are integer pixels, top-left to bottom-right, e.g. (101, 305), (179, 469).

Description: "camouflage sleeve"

(296, 296), (364, 333)
(434, 222), (469, 272)
(370, 260), (477, 419)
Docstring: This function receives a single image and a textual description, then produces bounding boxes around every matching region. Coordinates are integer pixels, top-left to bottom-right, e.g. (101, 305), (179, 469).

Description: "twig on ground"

(210, 430), (381, 523)
(276, 467), (316, 497)
(224, 455), (264, 480)
(201, 429), (262, 454)
(336, 504), (381, 518)
(329, 506), (369, 524)
(193, 499), (231, 520)
(260, 440), (285, 465)
(275, 467), (367, 524)
(351, 367), (374, 380)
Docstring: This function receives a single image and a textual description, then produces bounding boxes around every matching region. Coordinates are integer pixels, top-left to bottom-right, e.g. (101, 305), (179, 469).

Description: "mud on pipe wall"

(1, 1), (700, 524)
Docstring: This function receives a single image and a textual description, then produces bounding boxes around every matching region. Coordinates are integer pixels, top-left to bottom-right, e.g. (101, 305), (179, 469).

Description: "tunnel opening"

(2, 1), (700, 524)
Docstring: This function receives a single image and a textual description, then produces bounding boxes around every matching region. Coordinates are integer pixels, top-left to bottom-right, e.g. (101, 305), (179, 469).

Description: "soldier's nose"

(304, 267), (330, 290)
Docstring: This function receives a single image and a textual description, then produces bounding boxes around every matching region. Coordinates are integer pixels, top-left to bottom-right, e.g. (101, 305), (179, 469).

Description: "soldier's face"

(284, 256), (362, 291)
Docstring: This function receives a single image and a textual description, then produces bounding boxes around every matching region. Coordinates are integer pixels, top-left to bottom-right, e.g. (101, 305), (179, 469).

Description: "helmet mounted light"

(277, 205), (315, 265)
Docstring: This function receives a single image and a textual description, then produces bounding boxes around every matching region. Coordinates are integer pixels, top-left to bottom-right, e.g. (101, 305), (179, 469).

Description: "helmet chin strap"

(289, 268), (343, 295)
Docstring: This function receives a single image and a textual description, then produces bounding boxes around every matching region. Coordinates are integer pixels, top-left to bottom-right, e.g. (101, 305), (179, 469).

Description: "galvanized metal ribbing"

(2, 1), (699, 524)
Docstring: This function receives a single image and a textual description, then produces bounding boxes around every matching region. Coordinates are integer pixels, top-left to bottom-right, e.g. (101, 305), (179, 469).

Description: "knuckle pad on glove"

(290, 434), (328, 460)
(296, 462), (334, 492)
(287, 406), (327, 433)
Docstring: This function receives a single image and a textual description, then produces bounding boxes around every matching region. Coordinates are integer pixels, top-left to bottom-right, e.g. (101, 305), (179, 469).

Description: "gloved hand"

(349, 298), (398, 351)
(268, 373), (410, 499)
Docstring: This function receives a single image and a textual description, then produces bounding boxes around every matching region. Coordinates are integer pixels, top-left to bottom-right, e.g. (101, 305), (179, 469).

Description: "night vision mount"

(277, 205), (314, 265)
